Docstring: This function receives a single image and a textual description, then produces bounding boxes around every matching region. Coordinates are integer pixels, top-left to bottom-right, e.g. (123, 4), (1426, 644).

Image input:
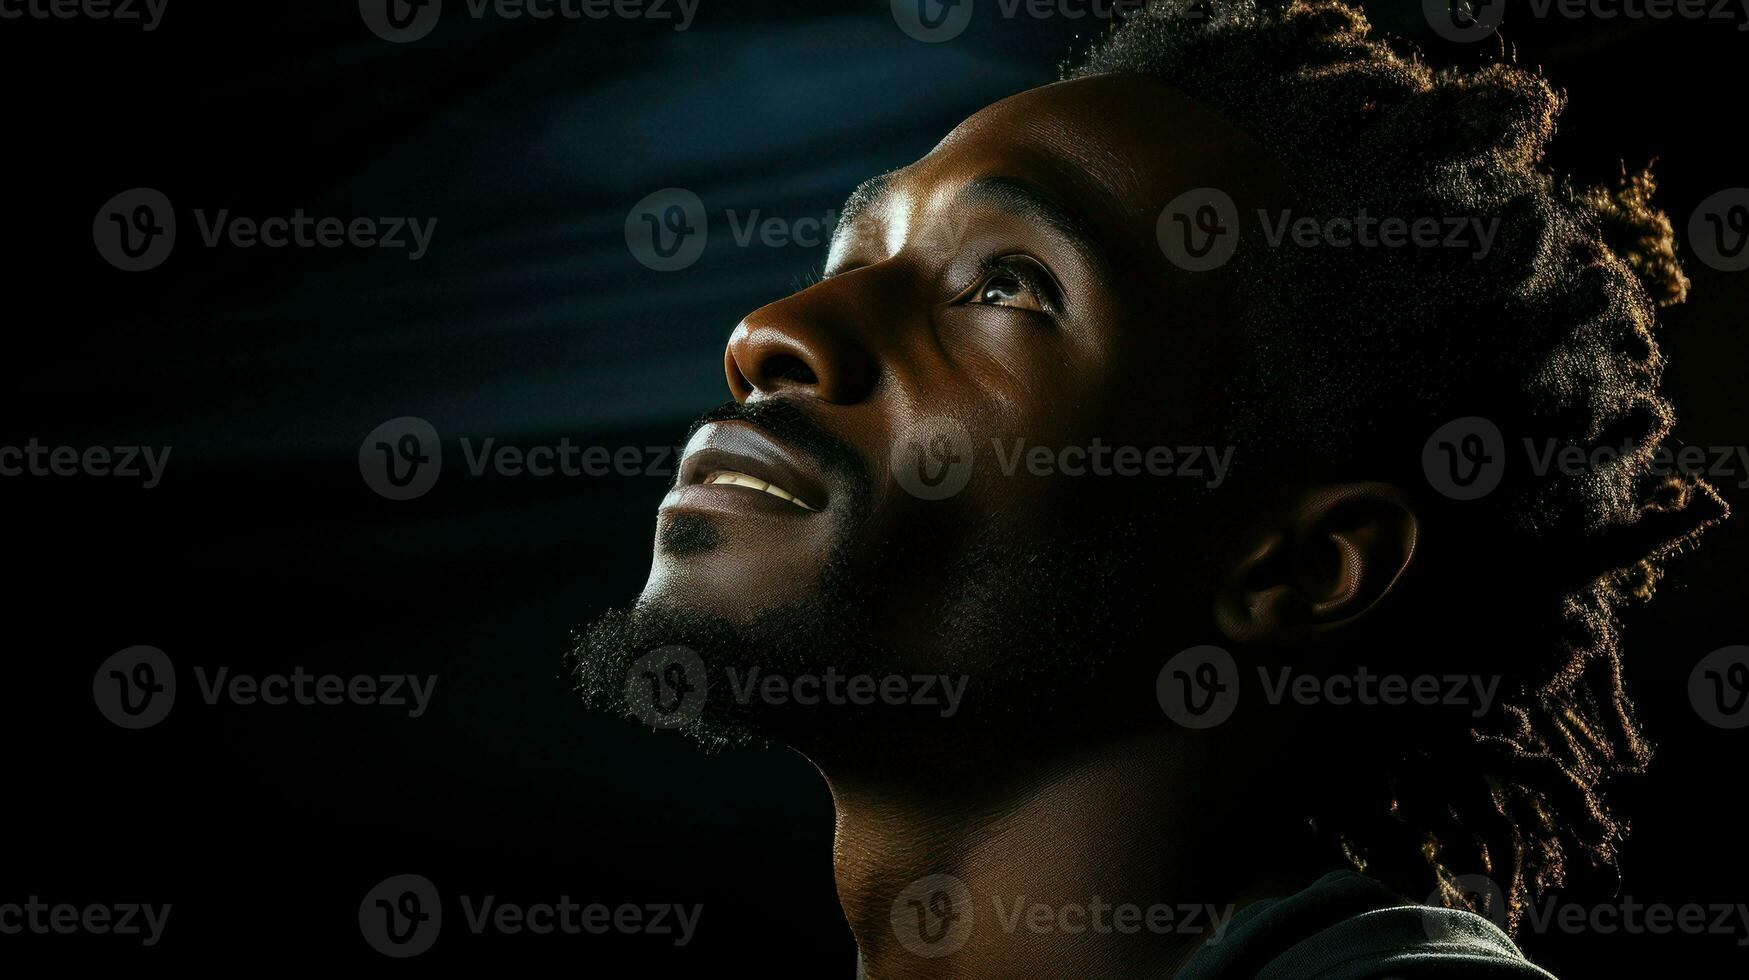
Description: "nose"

(725, 276), (880, 405)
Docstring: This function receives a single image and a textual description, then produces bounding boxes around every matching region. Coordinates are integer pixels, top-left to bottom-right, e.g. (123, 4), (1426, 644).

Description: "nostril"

(763, 354), (818, 387)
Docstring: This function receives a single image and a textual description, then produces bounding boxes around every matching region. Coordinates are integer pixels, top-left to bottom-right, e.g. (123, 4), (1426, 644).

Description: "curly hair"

(1069, 0), (1727, 932)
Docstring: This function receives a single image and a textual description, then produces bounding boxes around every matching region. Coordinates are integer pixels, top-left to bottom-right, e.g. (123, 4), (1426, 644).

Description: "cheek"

(933, 307), (1067, 413)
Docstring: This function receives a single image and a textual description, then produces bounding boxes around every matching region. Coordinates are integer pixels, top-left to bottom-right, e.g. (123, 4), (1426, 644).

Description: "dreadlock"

(1069, 0), (1727, 932)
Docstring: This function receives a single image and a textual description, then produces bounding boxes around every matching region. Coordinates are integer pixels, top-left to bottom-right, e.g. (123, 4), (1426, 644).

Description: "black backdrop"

(3, 1), (1746, 972)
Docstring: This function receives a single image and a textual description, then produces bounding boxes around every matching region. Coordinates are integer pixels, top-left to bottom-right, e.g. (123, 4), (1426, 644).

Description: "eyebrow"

(957, 175), (1099, 254)
(838, 171), (895, 232)
(831, 172), (1103, 270)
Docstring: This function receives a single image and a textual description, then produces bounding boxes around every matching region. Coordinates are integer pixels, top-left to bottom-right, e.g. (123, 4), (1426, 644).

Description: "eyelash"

(810, 254), (1062, 312)
(964, 254), (1061, 313)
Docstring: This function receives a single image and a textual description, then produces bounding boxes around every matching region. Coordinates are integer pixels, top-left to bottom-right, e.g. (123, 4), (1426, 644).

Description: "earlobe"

(1214, 483), (1419, 647)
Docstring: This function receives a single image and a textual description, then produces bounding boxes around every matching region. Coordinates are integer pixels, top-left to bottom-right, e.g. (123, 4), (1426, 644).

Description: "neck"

(810, 728), (1285, 980)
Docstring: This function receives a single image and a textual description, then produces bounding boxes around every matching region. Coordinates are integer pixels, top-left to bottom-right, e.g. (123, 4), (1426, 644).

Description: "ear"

(1214, 482), (1419, 647)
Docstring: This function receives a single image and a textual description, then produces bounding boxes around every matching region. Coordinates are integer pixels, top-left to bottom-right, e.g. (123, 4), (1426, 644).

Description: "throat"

(815, 731), (1232, 980)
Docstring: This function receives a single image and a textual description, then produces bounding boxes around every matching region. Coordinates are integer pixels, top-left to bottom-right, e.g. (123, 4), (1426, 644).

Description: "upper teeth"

(702, 470), (818, 511)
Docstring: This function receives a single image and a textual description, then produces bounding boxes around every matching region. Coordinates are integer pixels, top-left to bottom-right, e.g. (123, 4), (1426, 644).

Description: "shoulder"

(1175, 872), (1558, 980)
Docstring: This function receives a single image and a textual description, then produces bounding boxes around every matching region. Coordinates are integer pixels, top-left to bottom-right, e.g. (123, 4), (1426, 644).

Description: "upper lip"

(677, 421), (829, 512)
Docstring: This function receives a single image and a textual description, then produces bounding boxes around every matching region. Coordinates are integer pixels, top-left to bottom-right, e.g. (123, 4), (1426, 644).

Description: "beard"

(565, 402), (1172, 752)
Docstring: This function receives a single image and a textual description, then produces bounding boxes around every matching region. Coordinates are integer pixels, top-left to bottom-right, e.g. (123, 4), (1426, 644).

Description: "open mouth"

(666, 420), (829, 515)
(697, 469), (817, 510)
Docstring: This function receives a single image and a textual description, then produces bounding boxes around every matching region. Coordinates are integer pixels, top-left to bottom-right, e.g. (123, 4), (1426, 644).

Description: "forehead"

(838, 73), (1283, 250)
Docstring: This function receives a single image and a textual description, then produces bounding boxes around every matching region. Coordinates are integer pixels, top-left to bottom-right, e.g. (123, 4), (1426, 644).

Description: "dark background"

(3, 0), (1746, 972)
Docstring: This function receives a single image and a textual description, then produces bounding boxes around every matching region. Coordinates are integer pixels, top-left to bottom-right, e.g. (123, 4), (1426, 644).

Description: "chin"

(640, 506), (845, 620)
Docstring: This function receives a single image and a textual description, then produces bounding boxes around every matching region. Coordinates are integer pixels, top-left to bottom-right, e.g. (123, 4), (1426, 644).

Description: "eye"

(964, 256), (1058, 313)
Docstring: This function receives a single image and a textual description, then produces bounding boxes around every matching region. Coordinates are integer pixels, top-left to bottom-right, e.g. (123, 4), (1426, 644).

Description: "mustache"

(684, 399), (871, 490)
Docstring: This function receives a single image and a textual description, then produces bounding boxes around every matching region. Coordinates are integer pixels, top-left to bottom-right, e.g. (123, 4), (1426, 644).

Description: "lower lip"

(660, 482), (821, 517)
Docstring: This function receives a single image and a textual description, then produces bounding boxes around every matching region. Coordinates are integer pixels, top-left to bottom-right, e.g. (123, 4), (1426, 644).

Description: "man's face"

(583, 74), (1287, 740)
